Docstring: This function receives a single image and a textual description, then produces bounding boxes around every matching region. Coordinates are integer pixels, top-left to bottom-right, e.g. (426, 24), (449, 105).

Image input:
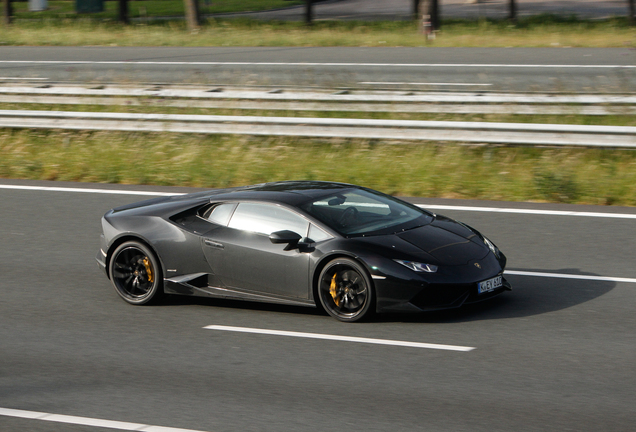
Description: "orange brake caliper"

(330, 273), (340, 307)
(142, 257), (154, 283)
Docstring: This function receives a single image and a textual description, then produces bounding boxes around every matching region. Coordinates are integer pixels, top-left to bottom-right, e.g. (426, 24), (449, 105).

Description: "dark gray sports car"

(97, 181), (510, 322)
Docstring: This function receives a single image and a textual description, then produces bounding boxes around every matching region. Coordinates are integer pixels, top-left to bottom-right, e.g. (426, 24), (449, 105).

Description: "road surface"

(1, 46), (634, 92)
(1, 179), (635, 432)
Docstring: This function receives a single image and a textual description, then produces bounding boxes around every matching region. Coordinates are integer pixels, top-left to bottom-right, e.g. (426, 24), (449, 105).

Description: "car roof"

(111, 181), (359, 216)
(207, 181), (358, 206)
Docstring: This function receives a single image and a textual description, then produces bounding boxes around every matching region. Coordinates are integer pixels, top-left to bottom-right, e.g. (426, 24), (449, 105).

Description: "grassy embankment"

(2, 128), (636, 206)
(1, 11), (635, 205)
(0, 11), (634, 47)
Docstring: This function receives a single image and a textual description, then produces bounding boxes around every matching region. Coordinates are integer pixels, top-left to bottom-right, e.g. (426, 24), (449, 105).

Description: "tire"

(317, 258), (374, 322)
(109, 241), (163, 305)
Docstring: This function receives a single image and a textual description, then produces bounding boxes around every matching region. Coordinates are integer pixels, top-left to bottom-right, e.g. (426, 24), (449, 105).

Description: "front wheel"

(317, 258), (374, 322)
(109, 241), (163, 305)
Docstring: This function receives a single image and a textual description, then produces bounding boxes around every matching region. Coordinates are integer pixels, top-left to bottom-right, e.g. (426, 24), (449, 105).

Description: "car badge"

(474, 263), (482, 269)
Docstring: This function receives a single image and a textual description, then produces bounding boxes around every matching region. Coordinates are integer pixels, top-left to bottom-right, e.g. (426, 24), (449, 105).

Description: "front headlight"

(394, 259), (438, 273)
(483, 237), (500, 258)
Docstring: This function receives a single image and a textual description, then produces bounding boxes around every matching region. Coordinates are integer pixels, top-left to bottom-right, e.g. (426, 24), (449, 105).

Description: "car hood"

(355, 216), (489, 266)
(396, 221), (489, 265)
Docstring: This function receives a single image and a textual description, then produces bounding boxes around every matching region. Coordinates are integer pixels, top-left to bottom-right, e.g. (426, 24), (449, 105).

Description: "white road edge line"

(2, 184), (636, 220)
(0, 184), (179, 196)
(419, 204), (636, 219)
(505, 270), (636, 283)
(0, 407), (206, 432)
(204, 325), (475, 351)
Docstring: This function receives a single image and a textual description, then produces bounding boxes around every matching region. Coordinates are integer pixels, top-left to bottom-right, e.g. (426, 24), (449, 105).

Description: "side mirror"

(298, 237), (316, 253)
(269, 230), (302, 246)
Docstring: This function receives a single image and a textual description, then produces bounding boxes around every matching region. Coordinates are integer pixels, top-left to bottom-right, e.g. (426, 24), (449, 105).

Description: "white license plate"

(478, 275), (503, 294)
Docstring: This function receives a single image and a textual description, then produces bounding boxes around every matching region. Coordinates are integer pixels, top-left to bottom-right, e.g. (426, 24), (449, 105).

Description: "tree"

(184, 0), (200, 30)
(2, 0), (11, 25)
(419, 0), (440, 31)
(305, 0), (313, 24)
(118, 0), (129, 24)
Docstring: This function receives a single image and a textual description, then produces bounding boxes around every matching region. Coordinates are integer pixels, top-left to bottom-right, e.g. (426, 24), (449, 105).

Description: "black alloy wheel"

(109, 241), (162, 305)
(318, 258), (374, 322)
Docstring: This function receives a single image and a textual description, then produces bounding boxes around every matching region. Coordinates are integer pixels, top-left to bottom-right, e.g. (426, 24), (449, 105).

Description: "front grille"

(409, 283), (474, 310)
(465, 277), (511, 304)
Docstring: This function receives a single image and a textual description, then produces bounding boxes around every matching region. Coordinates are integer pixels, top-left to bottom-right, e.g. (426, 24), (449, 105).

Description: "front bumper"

(96, 249), (107, 275)
(371, 250), (511, 314)
(375, 275), (511, 313)
(96, 234), (108, 276)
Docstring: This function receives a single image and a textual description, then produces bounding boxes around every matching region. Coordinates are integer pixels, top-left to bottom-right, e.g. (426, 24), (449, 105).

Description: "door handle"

(204, 239), (224, 249)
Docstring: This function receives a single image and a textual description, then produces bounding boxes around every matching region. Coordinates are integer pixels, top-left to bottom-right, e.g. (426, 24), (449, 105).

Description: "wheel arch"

(311, 252), (375, 306)
(105, 235), (164, 281)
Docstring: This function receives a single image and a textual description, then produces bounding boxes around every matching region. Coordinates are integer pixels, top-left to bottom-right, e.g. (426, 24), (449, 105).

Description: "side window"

(228, 203), (309, 236)
(308, 224), (332, 242)
(206, 203), (237, 226)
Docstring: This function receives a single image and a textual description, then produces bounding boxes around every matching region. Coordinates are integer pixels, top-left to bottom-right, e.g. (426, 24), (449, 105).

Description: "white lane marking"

(1, 60), (634, 69)
(417, 204), (636, 219)
(204, 325), (475, 351)
(1, 184), (636, 220)
(0, 184), (179, 196)
(0, 407), (206, 432)
(506, 270), (636, 283)
(359, 82), (493, 86)
(0, 77), (49, 80)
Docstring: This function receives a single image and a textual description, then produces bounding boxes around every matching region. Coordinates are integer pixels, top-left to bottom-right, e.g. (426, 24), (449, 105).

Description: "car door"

(202, 202), (312, 299)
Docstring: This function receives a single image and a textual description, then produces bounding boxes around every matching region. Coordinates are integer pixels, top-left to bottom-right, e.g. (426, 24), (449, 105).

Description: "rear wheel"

(317, 258), (374, 322)
(109, 241), (162, 305)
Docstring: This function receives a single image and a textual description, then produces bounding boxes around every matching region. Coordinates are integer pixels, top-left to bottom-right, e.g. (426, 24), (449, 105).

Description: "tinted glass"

(302, 189), (433, 237)
(308, 224), (332, 242)
(228, 202), (309, 236)
(206, 203), (236, 226)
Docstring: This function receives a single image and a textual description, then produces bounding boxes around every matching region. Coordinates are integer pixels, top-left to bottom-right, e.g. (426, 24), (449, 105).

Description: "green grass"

(11, 0), (304, 20)
(2, 129), (635, 206)
(1, 15), (634, 47)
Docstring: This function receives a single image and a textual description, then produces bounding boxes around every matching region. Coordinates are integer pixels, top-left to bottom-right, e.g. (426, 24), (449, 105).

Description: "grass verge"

(1, 15), (634, 47)
(2, 129), (635, 206)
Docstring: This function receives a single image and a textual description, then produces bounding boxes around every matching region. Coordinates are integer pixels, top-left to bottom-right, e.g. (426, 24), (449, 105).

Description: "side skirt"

(165, 275), (316, 308)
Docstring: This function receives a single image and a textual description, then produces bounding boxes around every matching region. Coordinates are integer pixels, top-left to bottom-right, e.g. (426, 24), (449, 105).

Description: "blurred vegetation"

(0, 14), (634, 47)
(1, 129), (635, 206)
(9, 0), (304, 19)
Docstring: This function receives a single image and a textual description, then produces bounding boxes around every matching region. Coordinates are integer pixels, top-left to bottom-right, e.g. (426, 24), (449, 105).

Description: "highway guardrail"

(1, 109), (634, 147)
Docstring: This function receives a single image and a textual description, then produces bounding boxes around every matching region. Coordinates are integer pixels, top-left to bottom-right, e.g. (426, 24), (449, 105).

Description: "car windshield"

(301, 188), (434, 237)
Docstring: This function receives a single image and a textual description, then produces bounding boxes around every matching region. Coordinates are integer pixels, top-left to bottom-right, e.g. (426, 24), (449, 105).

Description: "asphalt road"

(1, 47), (634, 92)
(1, 179), (635, 432)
